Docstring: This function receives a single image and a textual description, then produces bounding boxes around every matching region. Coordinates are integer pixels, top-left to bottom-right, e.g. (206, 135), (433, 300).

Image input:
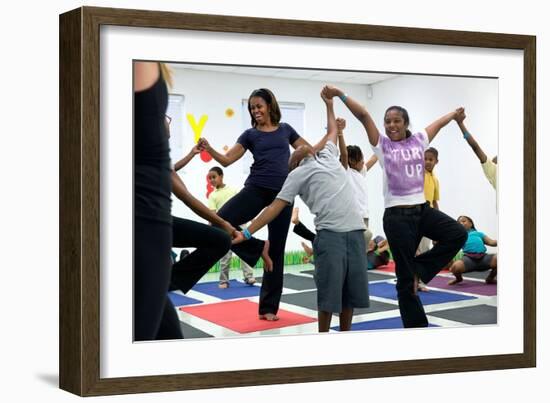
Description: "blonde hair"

(159, 63), (173, 89)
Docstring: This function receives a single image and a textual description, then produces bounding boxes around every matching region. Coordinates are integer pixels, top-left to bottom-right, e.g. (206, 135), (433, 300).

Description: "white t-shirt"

(372, 131), (429, 208)
(346, 166), (369, 218)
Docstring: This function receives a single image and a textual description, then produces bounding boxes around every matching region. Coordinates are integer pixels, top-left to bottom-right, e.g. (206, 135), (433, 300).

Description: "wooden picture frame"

(59, 6), (536, 396)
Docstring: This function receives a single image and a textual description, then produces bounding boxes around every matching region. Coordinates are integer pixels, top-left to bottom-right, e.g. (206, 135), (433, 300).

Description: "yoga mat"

(332, 317), (438, 331)
(168, 291), (202, 307)
(369, 282), (477, 305)
(179, 321), (213, 339)
(428, 304), (497, 325)
(281, 290), (397, 315)
(191, 279), (260, 300)
(375, 261), (395, 273)
(428, 276), (497, 296)
(300, 269), (395, 282)
(180, 299), (316, 333)
(256, 274), (316, 291)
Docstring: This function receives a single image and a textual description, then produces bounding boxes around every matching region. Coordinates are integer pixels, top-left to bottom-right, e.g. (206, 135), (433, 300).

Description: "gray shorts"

(313, 229), (370, 313)
(462, 253), (495, 272)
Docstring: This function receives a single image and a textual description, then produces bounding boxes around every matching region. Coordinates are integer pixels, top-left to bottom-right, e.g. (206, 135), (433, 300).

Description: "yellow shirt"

(207, 185), (238, 211)
(424, 171), (440, 207)
(481, 160), (497, 190)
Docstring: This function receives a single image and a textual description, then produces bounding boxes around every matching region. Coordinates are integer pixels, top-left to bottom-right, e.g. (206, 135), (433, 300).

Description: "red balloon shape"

(200, 150), (213, 162)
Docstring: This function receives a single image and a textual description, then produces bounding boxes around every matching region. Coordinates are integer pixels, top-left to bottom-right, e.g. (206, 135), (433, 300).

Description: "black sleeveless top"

(134, 72), (172, 224)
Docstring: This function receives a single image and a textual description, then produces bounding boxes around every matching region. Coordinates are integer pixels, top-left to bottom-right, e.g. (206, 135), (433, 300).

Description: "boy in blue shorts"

(234, 90), (369, 332)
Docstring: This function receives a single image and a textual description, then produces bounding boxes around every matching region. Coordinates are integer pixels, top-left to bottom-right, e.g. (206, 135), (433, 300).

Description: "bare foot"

(259, 313), (279, 321)
(485, 277), (497, 284)
(448, 275), (463, 285)
(261, 240), (273, 272)
(291, 207), (300, 225)
(418, 281), (429, 292)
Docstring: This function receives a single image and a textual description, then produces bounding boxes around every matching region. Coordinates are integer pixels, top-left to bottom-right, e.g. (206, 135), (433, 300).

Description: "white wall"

(170, 67), (370, 249)
(2, 1), (547, 403)
(173, 68), (498, 251)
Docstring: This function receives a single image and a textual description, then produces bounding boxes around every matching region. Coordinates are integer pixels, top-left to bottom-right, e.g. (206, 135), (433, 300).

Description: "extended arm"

(322, 85), (380, 146)
(455, 113), (488, 163)
(365, 154), (378, 171)
(247, 199), (289, 235)
(174, 145), (201, 171)
(425, 107), (463, 142)
(198, 139), (246, 167)
(171, 171), (237, 237)
(336, 118), (349, 169)
(483, 235), (498, 247)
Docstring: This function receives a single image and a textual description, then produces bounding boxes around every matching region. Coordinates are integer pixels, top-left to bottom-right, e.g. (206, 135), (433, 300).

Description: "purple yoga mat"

(428, 275), (497, 296)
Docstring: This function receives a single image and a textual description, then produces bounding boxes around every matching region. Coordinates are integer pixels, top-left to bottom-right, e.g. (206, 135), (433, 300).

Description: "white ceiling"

(169, 63), (398, 85)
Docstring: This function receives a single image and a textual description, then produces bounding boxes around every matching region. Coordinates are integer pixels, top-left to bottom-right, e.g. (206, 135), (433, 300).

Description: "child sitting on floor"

(448, 215), (498, 285)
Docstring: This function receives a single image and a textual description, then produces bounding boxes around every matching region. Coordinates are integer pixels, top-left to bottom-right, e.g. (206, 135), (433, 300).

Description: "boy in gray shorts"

(234, 90), (369, 332)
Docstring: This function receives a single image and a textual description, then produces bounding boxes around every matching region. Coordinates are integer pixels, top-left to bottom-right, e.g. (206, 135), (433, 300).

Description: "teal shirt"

(463, 230), (487, 253)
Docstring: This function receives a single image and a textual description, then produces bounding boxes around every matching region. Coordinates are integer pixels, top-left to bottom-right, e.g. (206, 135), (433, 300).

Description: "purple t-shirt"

(237, 122), (300, 190)
(372, 131), (429, 208)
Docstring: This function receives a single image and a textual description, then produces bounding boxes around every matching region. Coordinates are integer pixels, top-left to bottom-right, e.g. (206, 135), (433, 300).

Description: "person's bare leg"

(339, 308), (354, 331)
(448, 260), (465, 285)
(318, 311), (332, 332)
(261, 240), (273, 272)
(486, 255), (497, 284)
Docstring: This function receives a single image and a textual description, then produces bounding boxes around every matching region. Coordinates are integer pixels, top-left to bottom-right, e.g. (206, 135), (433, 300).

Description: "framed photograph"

(59, 6), (536, 396)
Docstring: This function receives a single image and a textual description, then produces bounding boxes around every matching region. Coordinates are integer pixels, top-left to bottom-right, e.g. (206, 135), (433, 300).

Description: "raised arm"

(455, 112), (488, 163)
(336, 118), (349, 169)
(425, 107), (463, 142)
(171, 171), (238, 238)
(174, 145), (201, 171)
(322, 85), (380, 147)
(198, 138), (246, 167)
(365, 154), (378, 171)
(483, 235), (498, 247)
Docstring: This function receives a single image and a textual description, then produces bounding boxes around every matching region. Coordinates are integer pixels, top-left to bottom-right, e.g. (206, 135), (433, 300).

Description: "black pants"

(383, 203), (467, 328)
(217, 185), (292, 315)
(134, 217), (183, 341)
(170, 216), (232, 294)
(293, 221), (316, 243)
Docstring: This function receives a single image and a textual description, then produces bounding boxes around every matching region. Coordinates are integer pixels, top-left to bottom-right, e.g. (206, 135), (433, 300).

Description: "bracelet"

(463, 131), (470, 139)
(242, 228), (252, 240)
(338, 93), (348, 103)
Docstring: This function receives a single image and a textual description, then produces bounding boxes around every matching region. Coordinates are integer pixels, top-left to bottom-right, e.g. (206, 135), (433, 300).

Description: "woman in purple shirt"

(198, 88), (312, 321)
(322, 85), (467, 328)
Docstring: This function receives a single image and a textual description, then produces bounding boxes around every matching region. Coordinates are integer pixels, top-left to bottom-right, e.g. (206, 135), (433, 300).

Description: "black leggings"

(134, 217), (183, 341)
(218, 185), (292, 315)
(383, 203), (467, 328)
(170, 216), (232, 294)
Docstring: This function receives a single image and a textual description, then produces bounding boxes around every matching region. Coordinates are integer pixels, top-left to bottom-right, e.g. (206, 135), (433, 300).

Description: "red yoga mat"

(180, 299), (316, 333)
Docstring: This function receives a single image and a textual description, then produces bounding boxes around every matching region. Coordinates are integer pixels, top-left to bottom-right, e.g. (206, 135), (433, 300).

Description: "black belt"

(386, 202), (429, 216)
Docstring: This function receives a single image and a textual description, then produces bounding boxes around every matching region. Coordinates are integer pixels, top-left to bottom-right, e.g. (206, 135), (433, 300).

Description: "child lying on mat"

(448, 215), (497, 285)
(234, 90), (369, 332)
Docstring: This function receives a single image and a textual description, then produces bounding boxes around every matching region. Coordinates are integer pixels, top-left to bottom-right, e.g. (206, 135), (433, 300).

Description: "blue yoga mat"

(369, 282), (477, 305)
(191, 279), (261, 300)
(332, 317), (439, 331)
(168, 292), (202, 307)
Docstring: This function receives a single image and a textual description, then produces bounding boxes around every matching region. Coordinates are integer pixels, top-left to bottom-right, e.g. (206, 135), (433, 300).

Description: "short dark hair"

(248, 88), (281, 128)
(208, 166), (223, 176)
(425, 147), (439, 159)
(458, 215), (476, 230)
(384, 105), (412, 137)
(346, 145), (364, 164)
